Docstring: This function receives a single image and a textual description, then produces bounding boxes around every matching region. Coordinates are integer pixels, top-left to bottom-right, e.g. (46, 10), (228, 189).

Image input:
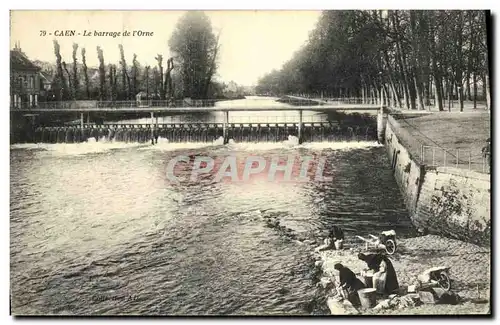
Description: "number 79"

(40, 30), (46, 36)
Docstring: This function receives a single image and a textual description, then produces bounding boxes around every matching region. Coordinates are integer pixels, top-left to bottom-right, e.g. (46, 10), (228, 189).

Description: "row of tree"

(48, 11), (221, 101)
(256, 10), (491, 111)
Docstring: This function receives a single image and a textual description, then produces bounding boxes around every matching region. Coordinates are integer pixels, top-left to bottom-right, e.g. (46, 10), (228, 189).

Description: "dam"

(10, 96), (380, 144)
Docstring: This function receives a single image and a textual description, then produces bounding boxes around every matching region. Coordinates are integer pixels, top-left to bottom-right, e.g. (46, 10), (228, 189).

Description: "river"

(10, 97), (413, 315)
(105, 96), (329, 125)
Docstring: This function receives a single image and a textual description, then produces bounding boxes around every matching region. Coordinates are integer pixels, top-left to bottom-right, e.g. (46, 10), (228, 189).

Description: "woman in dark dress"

(358, 253), (399, 295)
(334, 263), (365, 306)
(315, 226), (345, 252)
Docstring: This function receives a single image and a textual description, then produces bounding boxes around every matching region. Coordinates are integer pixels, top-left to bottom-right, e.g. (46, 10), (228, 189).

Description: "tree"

(165, 57), (175, 99)
(96, 46), (106, 101)
(131, 54), (139, 98)
(256, 10), (490, 112)
(144, 66), (150, 99)
(62, 61), (73, 99)
(155, 54), (165, 100)
(53, 40), (68, 100)
(81, 48), (91, 99)
(72, 43), (79, 99)
(169, 11), (219, 99)
(108, 64), (119, 101)
(118, 44), (131, 99)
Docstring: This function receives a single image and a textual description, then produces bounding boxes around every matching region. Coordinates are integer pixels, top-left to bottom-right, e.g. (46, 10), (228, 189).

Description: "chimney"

(13, 41), (24, 53)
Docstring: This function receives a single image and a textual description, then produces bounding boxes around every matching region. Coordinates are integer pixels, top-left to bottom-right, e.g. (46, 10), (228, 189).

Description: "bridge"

(10, 98), (382, 145)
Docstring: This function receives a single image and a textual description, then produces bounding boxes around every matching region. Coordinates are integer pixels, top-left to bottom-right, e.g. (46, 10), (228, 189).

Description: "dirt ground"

(315, 234), (491, 315)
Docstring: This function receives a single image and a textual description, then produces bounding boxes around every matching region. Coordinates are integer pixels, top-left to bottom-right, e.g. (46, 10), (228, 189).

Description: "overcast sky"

(10, 10), (321, 86)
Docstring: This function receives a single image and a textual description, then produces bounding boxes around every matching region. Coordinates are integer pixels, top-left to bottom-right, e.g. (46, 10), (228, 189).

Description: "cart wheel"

(384, 239), (396, 255)
(438, 272), (451, 291)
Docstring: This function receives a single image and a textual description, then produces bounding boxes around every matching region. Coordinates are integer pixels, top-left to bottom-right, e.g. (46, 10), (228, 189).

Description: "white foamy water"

(299, 141), (383, 151)
(11, 137), (382, 157)
(138, 136), (226, 151)
(10, 139), (148, 156)
(225, 137), (381, 152)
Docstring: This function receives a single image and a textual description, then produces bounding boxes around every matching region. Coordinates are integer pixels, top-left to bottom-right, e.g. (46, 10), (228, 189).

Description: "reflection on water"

(10, 139), (413, 315)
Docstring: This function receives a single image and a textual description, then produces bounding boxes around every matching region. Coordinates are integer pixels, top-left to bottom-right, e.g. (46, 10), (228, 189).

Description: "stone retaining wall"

(381, 110), (490, 246)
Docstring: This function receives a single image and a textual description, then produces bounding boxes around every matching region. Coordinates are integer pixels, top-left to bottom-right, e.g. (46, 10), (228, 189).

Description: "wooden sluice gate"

(28, 122), (377, 144)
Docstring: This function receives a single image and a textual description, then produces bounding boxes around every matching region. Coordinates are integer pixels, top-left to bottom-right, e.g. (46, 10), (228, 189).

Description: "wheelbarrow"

(356, 230), (397, 255)
(417, 266), (452, 291)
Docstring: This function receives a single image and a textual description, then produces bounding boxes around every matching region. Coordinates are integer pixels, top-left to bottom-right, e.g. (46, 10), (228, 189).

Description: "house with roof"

(10, 42), (41, 108)
(38, 71), (53, 100)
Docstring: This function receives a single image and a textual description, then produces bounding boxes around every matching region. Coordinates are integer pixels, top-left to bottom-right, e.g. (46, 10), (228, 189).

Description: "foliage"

(168, 11), (220, 99)
(38, 12), (223, 101)
(256, 10), (490, 111)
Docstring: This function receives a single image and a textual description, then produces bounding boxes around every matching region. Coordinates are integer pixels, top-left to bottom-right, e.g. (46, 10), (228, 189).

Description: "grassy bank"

(391, 111), (491, 172)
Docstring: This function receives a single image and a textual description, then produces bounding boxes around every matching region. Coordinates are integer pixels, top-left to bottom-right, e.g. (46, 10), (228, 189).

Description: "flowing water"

(10, 98), (414, 315)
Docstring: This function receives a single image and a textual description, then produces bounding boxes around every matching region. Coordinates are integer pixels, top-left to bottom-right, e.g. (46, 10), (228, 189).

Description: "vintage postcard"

(9, 10), (491, 316)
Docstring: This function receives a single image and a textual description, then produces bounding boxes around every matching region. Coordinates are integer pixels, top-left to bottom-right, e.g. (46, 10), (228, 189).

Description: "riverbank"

(303, 107), (492, 315)
(312, 234), (490, 315)
(380, 108), (491, 247)
(277, 95), (325, 106)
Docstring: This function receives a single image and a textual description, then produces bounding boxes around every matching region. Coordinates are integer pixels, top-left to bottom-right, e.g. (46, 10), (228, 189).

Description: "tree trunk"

(109, 65), (114, 101)
(456, 11), (464, 111)
(434, 74), (444, 111)
(409, 11), (426, 110)
(466, 74), (471, 101)
(382, 84), (390, 107)
(413, 69), (425, 110)
(407, 70), (417, 109)
(62, 62), (73, 99)
(448, 80), (453, 111)
(361, 82), (366, 104)
(457, 82), (464, 112)
(473, 72), (477, 109)
(392, 12), (411, 109)
(383, 50), (402, 107)
(426, 76), (432, 107)
(145, 66), (150, 100)
(482, 75), (486, 101)
(466, 11), (474, 101)
(485, 73), (490, 111)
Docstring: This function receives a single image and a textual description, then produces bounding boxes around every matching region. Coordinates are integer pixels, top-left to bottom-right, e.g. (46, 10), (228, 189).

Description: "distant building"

(39, 71), (53, 100)
(223, 81), (242, 99)
(225, 81), (238, 93)
(10, 42), (41, 108)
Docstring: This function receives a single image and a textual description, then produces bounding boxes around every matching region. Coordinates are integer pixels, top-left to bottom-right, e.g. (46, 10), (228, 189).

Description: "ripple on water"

(10, 141), (414, 315)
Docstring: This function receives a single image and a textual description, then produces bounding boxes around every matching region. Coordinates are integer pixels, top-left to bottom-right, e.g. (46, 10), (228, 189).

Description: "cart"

(417, 266), (452, 291)
(356, 230), (397, 255)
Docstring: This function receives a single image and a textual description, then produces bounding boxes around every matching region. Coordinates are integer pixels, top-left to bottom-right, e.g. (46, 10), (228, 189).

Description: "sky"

(10, 10), (321, 86)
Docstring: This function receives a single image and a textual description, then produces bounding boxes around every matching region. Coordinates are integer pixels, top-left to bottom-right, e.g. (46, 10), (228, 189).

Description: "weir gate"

(10, 98), (381, 144)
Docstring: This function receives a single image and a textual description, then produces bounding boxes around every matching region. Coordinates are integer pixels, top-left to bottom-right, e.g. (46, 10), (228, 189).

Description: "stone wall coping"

(434, 166), (491, 182)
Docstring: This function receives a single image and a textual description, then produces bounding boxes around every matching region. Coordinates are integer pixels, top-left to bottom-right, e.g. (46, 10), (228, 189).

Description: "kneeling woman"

(315, 226), (344, 252)
(334, 263), (365, 306)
